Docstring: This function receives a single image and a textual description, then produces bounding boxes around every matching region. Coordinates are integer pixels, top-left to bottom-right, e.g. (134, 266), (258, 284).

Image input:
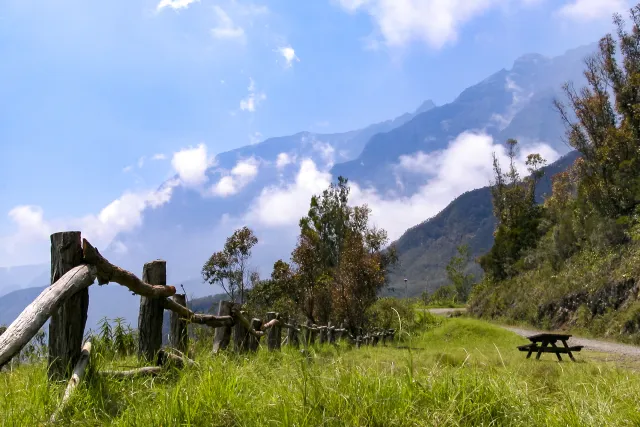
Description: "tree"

(445, 244), (475, 302)
(246, 260), (297, 317)
(289, 177), (398, 329)
(479, 139), (546, 280)
(201, 226), (258, 304)
(554, 5), (640, 219)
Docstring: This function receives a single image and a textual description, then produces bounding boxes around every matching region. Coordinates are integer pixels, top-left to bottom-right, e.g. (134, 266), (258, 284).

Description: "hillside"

(468, 9), (640, 344)
(387, 151), (581, 296)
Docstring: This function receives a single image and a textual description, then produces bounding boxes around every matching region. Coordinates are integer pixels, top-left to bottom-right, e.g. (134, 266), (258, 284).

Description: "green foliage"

(423, 285), (458, 307)
(202, 226), (258, 304)
(365, 297), (439, 335)
(445, 244), (476, 302)
(4, 318), (640, 426)
(91, 317), (136, 359)
(272, 177), (398, 330)
(479, 140), (547, 281)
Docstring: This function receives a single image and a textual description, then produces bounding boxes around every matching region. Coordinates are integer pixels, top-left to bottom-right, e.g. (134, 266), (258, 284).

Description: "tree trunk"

(138, 260), (166, 362)
(213, 300), (233, 353)
(266, 312), (281, 351)
(48, 232), (89, 381)
(169, 294), (188, 354)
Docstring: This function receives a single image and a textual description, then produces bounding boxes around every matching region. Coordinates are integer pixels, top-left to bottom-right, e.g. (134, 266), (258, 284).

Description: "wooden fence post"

(249, 318), (262, 352)
(266, 312), (281, 351)
(233, 309), (250, 353)
(48, 231), (88, 381)
(319, 326), (327, 344)
(310, 324), (318, 346)
(169, 293), (188, 354)
(288, 319), (299, 348)
(138, 260), (166, 362)
(328, 323), (335, 344)
(303, 320), (312, 347)
(213, 300), (233, 353)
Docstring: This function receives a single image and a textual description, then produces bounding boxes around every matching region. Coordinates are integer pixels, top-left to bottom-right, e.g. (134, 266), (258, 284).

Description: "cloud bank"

(0, 132), (559, 277)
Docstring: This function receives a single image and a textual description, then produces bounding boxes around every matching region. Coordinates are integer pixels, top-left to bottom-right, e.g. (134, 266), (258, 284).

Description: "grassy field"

(2, 317), (640, 426)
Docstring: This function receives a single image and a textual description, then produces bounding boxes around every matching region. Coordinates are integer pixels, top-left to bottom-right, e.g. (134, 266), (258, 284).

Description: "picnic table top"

(527, 333), (572, 342)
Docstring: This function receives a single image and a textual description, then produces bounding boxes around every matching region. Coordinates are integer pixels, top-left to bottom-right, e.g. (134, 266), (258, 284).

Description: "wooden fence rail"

(0, 231), (396, 379)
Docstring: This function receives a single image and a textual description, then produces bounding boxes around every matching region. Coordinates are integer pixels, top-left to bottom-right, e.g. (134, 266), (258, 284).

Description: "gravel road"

(428, 308), (640, 358)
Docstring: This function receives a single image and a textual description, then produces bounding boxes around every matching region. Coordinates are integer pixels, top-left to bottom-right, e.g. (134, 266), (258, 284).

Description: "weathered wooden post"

(213, 300), (233, 353)
(266, 312), (281, 351)
(169, 293), (188, 354)
(328, 323), (336, 344)
(319, 326), (327, 344)
(249, 318), (262, 352)
(310, 324), (318, 346)
(303, 320), (312, 347)
(287, 319), (299, 348)
(48, 231), (88, 381)
(138, 260), (166, 362)
(233, 309), (250, 353)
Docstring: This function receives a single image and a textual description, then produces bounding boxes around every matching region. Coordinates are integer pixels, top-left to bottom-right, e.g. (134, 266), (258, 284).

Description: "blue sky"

(0, 0), (632, 267)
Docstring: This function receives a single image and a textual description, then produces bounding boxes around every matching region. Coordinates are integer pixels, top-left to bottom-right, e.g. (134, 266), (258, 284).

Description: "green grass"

(3, 318), (640, 426)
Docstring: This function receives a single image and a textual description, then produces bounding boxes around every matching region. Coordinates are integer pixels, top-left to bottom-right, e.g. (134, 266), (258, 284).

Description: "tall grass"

(2, 318), (640, 426)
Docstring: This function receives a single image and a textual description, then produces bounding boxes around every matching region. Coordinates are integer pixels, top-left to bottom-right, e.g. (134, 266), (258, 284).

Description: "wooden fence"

(0, 231), (395, 382)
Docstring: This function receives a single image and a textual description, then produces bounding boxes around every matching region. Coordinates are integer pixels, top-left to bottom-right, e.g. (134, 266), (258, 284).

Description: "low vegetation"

(470, 4), (640, 343)
(4, 315), (640, 426)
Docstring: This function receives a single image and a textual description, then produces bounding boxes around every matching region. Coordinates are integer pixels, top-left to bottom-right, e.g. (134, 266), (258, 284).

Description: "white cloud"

(211, 6), (245, 40)
(123, 165), (133, 173)
(156, 0), (200, 12)
(277, 46), (299, 67)
(556, 0), (628, 21)
(312, 139), (336, 166)
(152, 153), (167, 160)
(249, 131), (263, 145)
(242, 131), (559, 242)
(211, 157), (260, 197)
(171, 143), (215, 187)
(335, 0), (538, 49)
(240, 78), (267, 112)
(137, 156), (146, 169)
(276, 152), (295, 169)
(490, 76), (533, 130)
(0, 184), (177, 267)
(245, 159), (332, 227)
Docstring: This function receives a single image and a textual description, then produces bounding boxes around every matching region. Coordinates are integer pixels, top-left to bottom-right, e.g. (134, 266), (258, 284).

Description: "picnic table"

(517, 333), (583, 361)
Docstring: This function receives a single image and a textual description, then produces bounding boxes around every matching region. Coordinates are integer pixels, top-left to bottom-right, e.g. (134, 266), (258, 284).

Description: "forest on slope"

(470, 5), (640, 344)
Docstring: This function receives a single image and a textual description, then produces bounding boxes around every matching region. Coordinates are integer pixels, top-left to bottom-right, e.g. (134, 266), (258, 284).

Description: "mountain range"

(0, 42), (597, 328)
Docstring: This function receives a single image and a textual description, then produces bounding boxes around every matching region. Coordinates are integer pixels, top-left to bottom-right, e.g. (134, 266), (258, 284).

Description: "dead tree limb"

(82, 239), (175, 298)
(49, 341), (92, 424)
(99, 366), (162, 378)
(0, 265), (96, 369)
(163, 298), (234, 327)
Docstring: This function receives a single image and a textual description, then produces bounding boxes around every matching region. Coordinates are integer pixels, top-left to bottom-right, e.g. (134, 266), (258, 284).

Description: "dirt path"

(428, 308), (640, 358)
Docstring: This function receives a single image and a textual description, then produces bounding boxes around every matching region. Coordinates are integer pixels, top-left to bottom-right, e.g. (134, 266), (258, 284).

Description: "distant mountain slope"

(106, 101), (436, 285)
(387, 151), (581, 296)
(0, 264), (49, 298)
(331, 44), (595, 194)
(0, 285), (46, 326)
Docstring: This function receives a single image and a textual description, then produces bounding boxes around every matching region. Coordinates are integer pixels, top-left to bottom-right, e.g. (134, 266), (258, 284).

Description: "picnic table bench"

(517, 333), (583, 361)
